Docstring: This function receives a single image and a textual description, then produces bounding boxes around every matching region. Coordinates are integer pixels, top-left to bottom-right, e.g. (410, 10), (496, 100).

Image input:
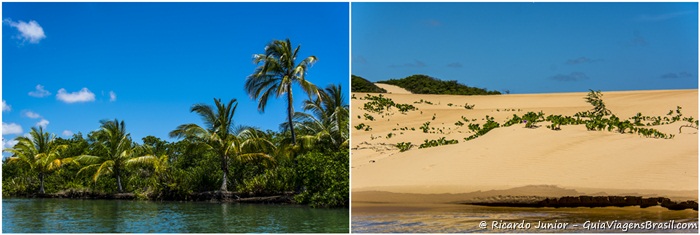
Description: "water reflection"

(3, 198), (349, 233)
(352, 202), (698, 233)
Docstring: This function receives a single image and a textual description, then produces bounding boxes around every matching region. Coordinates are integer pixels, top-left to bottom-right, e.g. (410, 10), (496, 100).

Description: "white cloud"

(2, 122), (23, 135)
(56, 88), (96, 103)
(4, 19), (46, 44)
(3, 138), (19, 149)
(24, 110), (41, 119)
(62, 130), (74, 137)
(36, 119), (49, 128)
(28, 84), (51, 97)
(109, 91), (117, 102)
(2, 100), (10, 112)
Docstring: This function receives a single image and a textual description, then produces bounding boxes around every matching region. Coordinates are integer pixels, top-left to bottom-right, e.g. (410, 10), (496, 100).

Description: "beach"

(352, 85), (698, 203)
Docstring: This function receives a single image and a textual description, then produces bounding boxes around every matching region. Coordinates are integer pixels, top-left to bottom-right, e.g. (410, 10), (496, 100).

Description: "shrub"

(395, 142), (413, 152)
(418, 137), (459, 149)
(294, 149), (349, 208)
(354, 123), (371, 131)
(585, 89), (611, 116)
(503, 114), (523, 127)
(420, 122), (431, 133)
(523, 111), (544, 128)
(378, 74), (501, 95)
(395, 103), (417, 113)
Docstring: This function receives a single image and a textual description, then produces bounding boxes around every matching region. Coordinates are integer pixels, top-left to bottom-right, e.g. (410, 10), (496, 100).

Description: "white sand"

(351, 89), (698, 201)
(374, 83), (411, 94)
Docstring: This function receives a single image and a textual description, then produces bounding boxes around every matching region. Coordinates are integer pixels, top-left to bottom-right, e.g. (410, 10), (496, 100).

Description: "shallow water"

(352, 202), (698, 233)
(3, 198), (349, 233)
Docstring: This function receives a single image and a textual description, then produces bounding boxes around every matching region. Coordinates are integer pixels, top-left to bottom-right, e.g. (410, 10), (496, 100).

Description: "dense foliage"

(4, 90), (348, 208)
(377, 74), (501, 95)
(351, 75), (387, 93)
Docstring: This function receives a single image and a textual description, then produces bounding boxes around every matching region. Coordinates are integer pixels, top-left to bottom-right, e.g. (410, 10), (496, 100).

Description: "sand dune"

(351, 89), (698, 201)
(374, 83), (412, 94)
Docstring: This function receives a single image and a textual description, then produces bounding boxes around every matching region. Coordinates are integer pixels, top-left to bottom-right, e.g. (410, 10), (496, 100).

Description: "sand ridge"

(374, 83), (412, 94)
(351, 89), (698, 201)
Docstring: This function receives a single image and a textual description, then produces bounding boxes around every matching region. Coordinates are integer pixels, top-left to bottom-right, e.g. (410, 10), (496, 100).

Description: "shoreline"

(464, 195), (698, 211)
(6, 190), (297, 204)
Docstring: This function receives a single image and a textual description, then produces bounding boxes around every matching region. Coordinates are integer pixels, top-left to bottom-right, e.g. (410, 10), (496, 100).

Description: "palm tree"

(288, 84), (349, 150)
(125, 153), (170, 193)
(4, 126), (71, 194)
(246, 38), (321, 146)
(169, 98), (275, 192)
(76, 119), (138, 193)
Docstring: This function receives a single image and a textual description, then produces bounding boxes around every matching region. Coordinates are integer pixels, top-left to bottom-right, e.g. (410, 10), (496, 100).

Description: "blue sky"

(352, 2), (698, 94)
(2, 2), (349, 152)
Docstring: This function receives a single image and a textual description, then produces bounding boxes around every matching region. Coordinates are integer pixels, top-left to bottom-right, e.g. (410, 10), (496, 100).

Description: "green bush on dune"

(377, 74), (501, 95)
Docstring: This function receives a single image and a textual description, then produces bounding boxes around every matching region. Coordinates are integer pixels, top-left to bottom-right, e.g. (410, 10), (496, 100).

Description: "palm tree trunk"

(220, 171), (228, 192)
(220, 155), (229, 192)
(287, 85), (296, 145)
(116, 167), (123, 193)
(39, 172), (45, 194)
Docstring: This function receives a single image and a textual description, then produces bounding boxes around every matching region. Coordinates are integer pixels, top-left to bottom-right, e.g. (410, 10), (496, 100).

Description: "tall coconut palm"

(246, 38), (321, 146)
(169, 98), (275, 192)
(4, 126), (71, 194)
(76, 119), (138, 193)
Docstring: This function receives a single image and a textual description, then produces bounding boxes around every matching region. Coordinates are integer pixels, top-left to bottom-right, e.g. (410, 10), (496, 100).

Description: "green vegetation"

(396, 90), (693, 153)
(4, 39), (348, 208)
(464, 103), (475, 109)
(351, 75), (387, 93)
(679, 116), (699, 133)
(363, 113), (375, 121)
(170, 99), (273, 192)
(584, 89), (612, 116)
(293, 149), (348, 207)
(395, 142), (413, 152)
(395, 103), (417, 113)
(76, 119), (148, 193)
(377, 74), (501, 95)
(420, 122), (431, 133)
(545, 115), (580, 130)
(354, 123), (372, 131)
(464, 116), (500, 141)
(5, 93), (349, 207)
(522, 111), (545, 128)
(418, 137), (459, 149)
(414, 99), (434, 105)
(4, 127), (73, 194)
(360, 94), (417, 115)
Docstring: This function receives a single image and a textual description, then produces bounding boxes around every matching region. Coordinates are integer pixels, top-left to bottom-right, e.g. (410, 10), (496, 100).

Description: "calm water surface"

(3, 198), (348, 233)
(352, 202), (698, 233)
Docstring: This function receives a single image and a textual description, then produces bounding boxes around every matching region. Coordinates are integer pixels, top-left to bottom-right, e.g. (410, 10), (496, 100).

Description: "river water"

(2, 198), (349, 233)
(352, 202), (698, 233)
